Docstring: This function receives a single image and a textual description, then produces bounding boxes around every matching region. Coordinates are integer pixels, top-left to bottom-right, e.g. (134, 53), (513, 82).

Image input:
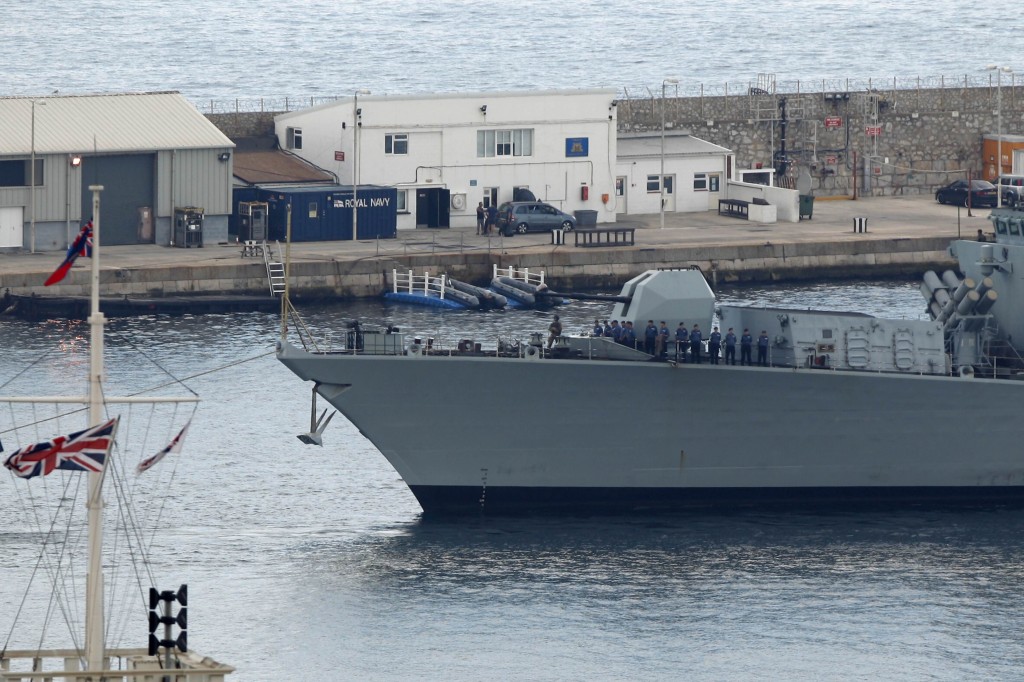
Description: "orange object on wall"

(601, 193), (609, 203)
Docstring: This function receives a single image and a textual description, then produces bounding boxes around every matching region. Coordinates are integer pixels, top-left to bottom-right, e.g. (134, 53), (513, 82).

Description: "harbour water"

(4, 282), (1024, 680)
(2, 0), (1017, 102)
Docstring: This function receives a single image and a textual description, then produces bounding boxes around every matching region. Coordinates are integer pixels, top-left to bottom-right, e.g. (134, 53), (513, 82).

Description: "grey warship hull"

(277, 343), (1024, 515)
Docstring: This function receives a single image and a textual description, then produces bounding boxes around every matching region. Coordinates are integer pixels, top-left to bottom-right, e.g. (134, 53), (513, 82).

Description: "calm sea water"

(4, 282), (1024, 680)
(1, 0), (1017, 102)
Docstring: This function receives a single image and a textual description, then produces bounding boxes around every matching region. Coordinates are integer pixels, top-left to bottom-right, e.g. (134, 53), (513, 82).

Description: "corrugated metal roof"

(0, 91), (233, 155)
(618, 133), (731, 158)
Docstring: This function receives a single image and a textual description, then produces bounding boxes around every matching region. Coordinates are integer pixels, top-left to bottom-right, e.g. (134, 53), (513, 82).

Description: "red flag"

(44, 221), (93, 286)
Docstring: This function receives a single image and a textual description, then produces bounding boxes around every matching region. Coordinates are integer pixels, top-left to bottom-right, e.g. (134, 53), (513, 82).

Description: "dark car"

(935, 180), (998, 207)
(496, 201), (577, 235)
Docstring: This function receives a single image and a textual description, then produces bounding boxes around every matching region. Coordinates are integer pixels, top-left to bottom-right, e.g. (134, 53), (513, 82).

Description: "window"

(477, 129), (533, 157)
(647, 175), (661, 193)
(396, 189), (408, 213)
(709, 173), (720, 192)
(286, 127), (302, 150)
(0, 159), (41, 188)
(615, 177), (625, 197)
(308, 202), (317, 219)
(693, 173), (708, 191)
(482, 187), (498, 208)
(385, 133), (408, 155)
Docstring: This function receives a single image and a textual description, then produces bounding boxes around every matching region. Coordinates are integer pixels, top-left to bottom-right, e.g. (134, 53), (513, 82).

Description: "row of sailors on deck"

(592, 319), (771, 366)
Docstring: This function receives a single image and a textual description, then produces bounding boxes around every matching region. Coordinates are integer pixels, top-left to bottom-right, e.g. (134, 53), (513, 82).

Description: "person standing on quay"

(708, 326), (722, 365)
(724, 327), (737, 365)
(757, 330), (770, 366)
(689, 324), (702, 364)
(476, 202), (486, 235)
(740, 328), (753, 366)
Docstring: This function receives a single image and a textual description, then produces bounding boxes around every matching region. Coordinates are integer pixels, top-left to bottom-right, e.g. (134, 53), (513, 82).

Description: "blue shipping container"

(237, 185), (397, 242)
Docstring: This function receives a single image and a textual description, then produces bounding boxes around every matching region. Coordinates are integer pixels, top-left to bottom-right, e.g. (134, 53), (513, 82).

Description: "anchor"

(297, 384), (336, 446)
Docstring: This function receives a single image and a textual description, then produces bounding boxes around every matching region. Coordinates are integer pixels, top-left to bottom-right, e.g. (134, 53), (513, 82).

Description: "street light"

(30, 99), (46, 253)
(660, 78), (678, 230)
(987, 64), (1013, 207)
(352, 89), (371, 241)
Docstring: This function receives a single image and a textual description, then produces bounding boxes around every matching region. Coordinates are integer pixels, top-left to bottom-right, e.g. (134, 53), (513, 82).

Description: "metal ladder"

(263, 240), (286, 296)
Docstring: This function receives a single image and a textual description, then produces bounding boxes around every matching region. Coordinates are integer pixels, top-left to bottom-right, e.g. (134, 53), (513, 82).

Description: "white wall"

(725, 181), (800, 223)
(615, 154), (729, 215)
(275, 90), (619, 229)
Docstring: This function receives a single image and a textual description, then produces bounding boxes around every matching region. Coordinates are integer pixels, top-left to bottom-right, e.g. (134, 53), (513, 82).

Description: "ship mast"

(84, 184), (105, 671)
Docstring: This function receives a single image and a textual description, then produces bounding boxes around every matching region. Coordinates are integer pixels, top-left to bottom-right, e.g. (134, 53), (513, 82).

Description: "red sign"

(824, 116), (842, 129)
(865, 125), (882, 137)
(334, 151), (345, 161)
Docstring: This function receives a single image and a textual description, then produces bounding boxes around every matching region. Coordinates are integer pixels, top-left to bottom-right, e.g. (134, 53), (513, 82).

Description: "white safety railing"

(492, 265), (545, 287)
(392, 270), (447, 299)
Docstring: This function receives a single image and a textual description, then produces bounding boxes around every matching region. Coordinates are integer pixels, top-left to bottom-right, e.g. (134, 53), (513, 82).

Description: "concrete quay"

(0, 195), (991, 303)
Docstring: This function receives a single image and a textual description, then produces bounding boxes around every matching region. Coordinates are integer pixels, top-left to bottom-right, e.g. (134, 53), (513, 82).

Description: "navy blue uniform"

(740, 331), (753, 366)
(644, 323), (658, 354)
(724, 330), (737, 365)
(675, 325), (688, 361)
(689, 327), (702, 364)
(757, 332), (770, 366)
(708, 330), (722, 365)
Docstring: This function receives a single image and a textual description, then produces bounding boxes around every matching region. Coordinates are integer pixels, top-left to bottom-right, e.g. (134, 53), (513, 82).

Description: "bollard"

(853, 217), (868, 233)
(551, 228), (564, 245)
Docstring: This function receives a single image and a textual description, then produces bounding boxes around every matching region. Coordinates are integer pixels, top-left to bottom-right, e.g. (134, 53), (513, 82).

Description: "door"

(663, 175), (676, 212)
(0, 206), (23, 248)
(415, 187), (451, 228)
(615, 176), (626, 213)
(707, 173), (722, 210)
(79, 154), (155, 245)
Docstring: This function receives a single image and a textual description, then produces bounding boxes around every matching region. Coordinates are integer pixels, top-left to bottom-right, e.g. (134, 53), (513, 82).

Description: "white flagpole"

(85, 185), (106, 672)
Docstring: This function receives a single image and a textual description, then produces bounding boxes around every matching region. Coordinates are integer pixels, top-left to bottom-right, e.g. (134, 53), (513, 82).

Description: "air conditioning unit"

(450, 193), (467, 210)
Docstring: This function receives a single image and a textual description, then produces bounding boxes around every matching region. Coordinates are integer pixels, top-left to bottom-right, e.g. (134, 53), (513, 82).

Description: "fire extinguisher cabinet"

(173, 207), (204, 248)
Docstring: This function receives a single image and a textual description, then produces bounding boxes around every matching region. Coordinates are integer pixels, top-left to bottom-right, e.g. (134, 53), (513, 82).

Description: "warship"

(277, 210), (1024, 515)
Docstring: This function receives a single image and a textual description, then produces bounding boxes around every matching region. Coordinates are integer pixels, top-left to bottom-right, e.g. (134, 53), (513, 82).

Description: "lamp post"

(987, 64), (1013, 207)
(352, 89), (371, 241)
(660, 78), (678, 230)
(30, 99), (46, 253)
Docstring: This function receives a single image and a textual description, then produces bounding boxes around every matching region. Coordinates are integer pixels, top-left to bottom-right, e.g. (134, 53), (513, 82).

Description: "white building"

(274, 89), (620, 230)
(614, 133), (733, 215)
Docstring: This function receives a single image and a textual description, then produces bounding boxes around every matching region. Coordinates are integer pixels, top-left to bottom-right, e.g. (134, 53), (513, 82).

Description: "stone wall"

(205, 112), (276, 139)
(616, 84), (1023, 197)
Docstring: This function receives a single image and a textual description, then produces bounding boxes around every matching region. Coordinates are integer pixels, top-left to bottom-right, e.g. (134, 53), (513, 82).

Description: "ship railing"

(492, 264), (545, 287)
(392, 269), (447, 299)
(0, 648), (233, 681)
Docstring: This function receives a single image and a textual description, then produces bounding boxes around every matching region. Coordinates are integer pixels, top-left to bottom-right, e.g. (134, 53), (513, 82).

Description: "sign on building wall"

(334, 151), (345, 161)
(565, 137), (589, 157)
(824, 116), (842, 129)
(865, 125), (882, 137)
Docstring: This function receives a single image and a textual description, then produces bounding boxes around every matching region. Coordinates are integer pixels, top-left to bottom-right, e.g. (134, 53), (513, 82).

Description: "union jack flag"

(3, 417), (118, 479)
(44, 220), (94, 287)
(137, 420), (190, 474)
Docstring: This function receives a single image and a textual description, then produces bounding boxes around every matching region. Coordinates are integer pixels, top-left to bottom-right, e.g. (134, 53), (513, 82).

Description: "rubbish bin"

(799, 195), (814, 220)
(853, 217), (868, 233)
(551, 229), (564, 245)
(574, 210), (598, 227)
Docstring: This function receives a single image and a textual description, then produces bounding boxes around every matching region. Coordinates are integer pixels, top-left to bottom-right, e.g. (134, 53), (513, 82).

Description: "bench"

(718, 199), (749, 219)
(573, 227), (636, 248)
(240, 240), (264, 257)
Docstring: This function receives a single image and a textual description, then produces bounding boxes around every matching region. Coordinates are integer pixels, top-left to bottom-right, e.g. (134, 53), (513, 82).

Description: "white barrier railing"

(392, 270), (447, 299)
(492, 265), (545, 287)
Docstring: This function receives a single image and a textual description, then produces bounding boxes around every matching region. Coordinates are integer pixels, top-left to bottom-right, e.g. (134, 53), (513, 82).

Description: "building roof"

(232, 137), (336, 184)
(0, 91), (233, 155)
(617, 133), (731, 158)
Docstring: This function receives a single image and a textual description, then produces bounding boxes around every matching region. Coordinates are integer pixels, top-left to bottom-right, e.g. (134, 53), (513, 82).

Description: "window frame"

(477, 129), (534, 158)
(385, 133), (409, 155)
(286, 126), (302, 150)
(693, 173), (709, 191)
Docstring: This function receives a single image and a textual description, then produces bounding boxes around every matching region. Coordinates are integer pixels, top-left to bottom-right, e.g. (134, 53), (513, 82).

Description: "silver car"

(497, 201), (577, 234)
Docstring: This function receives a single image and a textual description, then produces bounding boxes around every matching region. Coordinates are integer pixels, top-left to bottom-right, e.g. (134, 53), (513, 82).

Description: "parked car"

(497, 201), (577, 235)
(994, 174), (1024, 207)
(935, 180), (998, 207)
